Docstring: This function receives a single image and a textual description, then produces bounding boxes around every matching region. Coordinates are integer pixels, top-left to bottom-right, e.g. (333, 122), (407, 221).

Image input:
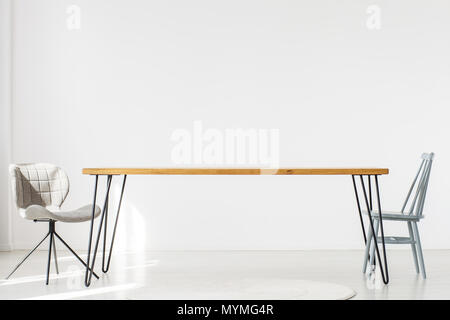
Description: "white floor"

(0, 250), (449, 300)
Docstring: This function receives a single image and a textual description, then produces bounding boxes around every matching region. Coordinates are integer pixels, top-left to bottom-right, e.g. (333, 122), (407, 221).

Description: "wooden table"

(81, 168), (390, 287)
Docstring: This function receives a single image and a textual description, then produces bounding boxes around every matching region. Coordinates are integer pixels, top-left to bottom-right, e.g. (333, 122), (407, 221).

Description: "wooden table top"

(82, 168), (389, 175)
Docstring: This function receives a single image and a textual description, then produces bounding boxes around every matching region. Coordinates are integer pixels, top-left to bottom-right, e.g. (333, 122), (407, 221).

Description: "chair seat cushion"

(23, 204), (101, 223)
(363, 210), (424, 221)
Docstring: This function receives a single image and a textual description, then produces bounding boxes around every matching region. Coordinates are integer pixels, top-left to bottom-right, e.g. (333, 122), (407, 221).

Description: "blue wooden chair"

(363, 153), (434, 279)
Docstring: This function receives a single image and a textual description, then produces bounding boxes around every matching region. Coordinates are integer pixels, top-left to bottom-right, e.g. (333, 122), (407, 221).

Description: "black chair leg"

(46, 232), (54, 285)
(6, 219), (99, 284)
(53, 232), (100, 279)
(5, 232), (50, 280)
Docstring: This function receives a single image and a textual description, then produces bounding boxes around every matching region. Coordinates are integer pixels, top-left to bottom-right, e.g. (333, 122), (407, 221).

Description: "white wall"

(0, 0), (12, 251)
(9, 0), (450, 251)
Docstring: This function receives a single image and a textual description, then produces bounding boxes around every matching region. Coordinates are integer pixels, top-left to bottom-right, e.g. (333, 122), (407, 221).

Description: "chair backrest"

(9, 163), (70, 210)
(401, 153), (434, 216)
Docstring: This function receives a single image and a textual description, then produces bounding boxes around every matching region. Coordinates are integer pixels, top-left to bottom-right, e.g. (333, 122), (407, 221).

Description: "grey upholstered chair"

(8, 163), (101, 284)
(363, 153), (434, 279)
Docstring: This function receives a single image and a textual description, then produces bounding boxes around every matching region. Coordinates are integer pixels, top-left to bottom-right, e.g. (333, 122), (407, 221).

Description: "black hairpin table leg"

(353, 174), (389, 284)
(352, 175), (367, 244)
(102, 175), (127, 273)
(84, 174), (127, 287)
(85, 175), (112, 287)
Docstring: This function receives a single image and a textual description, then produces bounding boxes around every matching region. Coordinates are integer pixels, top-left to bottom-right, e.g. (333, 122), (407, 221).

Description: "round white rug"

(155, 278), (357, 300)
(211, 278), (356, 300)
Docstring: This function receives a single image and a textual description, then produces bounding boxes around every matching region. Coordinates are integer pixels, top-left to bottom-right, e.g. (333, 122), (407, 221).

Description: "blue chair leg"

(363, 219), (374, 273)
(368, 219), (380, 268)
(412, 221), (426, 279)
(407, 221), (420, 274)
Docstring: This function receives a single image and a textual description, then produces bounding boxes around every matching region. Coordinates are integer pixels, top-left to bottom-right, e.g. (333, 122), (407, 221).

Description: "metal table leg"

(352, 174), (389, 284)
(85, 175), (111, 287)
(102, 175), (127, 273)
(84, 174), (127, 287)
